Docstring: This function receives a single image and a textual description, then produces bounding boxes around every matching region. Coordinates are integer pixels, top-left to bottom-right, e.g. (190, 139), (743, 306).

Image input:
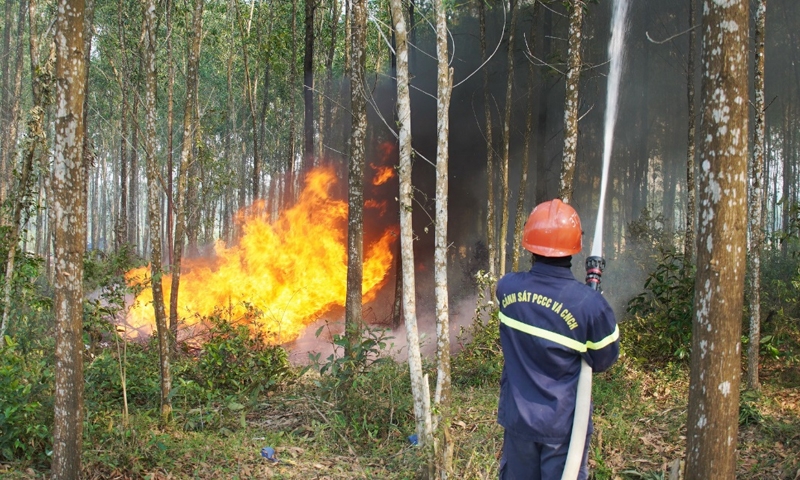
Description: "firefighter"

(496, 199), (620, 480)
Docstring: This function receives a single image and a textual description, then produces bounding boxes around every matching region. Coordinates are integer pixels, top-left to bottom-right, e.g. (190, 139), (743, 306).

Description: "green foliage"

(309, 324), (413, 445)
(739, 390), (763, 426)
(0, 337), (54, 464)
(0, 241), (52, 347)
(741, 241), (800, 376)
(452, 270), (502, 387)
(195, 315), (292, 396)
(626, 249), (694, 363)
(85, 336), (163, 411)
(83, 243), (140, 292)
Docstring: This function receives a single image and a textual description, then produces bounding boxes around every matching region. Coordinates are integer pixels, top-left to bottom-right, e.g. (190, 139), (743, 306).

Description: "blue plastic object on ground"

(261, 446), (279, 463)
(408, 434), (418, 446)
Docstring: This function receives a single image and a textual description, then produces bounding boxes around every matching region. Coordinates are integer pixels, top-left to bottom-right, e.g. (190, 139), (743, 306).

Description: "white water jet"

(591, 0), (632, 258)
(565, 2), (632, 480)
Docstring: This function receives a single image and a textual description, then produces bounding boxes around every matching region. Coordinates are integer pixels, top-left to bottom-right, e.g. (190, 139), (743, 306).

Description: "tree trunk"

(747, 0), (767, 392)
(559, 0), (584, 203)
(170, 0), (203, 354)
(320, 0), (340, 157)
(288, 0), (298, 203)
(165, 0), (175, 266)
(0, 0), (32, 344)
(684, 0), (697, 271)
(115, 0), (129, 250)
(303, 0), (315, 168)
(345, 0), (367, 361)
(0, 0), (13, 202)
(142, 0), (172, 425)
(129, 96), (139, 250)
(236, 5), (261, 202)
(51, 0), (88, 474)
(389, 0), (432, 449)
(512, 3), (539, 272)
(498, 0), (517, 276)
(479, 0), (496, 282)
(685, 1), (749, 478)
(433, 0), (453, 475)
(1, 0), (27, 206)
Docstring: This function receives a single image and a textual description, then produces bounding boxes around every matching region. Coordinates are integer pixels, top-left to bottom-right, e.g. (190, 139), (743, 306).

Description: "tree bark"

(684, 0), (697, 272)
(303, 0), (315, 168)
(498, 0), (517, 276)
(685, 1), (749, 478)
(433, 0), (453, 475)
(0, 0), (14, 201)
(0, 0), (32, 345)
(389, 0), (432, 449)
(288, 0), (299, 203)
(559, 0), (584, 203)
(512, 2), (539, 272)
(142, 0), (172, 425)
(170, 0), (203, 354)
(165, 0), (175, 266)
(115, 0), (129, 250)
(0, 0), (27, 206)
(319, 0), (340, 157)
(747, 0), (767, 392)
(479, 0), (496, 282)
(51, 0), (88, 474)
(236, 5), (261, 202)
(129, 94), (139, 250)
(345, 0), (367, 361)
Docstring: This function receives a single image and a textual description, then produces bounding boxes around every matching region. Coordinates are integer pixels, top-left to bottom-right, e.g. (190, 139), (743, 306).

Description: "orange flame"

(126, 167), (396, 344)
(370, 163), (395, 186)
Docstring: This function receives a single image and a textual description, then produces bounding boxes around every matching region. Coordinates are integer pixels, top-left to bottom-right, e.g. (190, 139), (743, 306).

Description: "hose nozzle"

(585, 256), (605, 291)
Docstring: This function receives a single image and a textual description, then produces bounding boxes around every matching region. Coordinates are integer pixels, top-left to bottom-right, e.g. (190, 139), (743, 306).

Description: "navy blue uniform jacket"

(496, 261), (620, 443)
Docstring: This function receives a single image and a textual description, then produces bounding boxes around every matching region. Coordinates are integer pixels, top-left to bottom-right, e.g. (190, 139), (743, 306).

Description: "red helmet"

(522, 199), (582, 256)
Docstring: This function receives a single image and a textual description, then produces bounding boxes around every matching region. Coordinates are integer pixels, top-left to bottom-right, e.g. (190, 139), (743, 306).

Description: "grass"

(1, 351), (799, 479)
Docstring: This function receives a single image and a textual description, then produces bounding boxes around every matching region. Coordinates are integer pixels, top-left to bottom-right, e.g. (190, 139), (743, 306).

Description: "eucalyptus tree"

(747, 0), (767, 392)
(303, 0), (316, 167)
(344, 0), (367, 360)
(0, 0), (36, 345)
(51, 0), (89, 474)
(170, 0), (203, 354)
(433, 0), (453, 474)
(498, 0), (518, 276)
(141, 0), (172, 424)
(559, 0), (585, 203)
(480, 0), (496, 282)
(685, 0), (749, 477)
(512, 2), (540, 272)
(389, 0), (432, 452)
(684, 0), (697, 272)
(0, 0), (27, 204)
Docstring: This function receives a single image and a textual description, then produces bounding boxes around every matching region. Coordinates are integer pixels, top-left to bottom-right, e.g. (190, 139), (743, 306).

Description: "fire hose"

(560, 256), (604, 480)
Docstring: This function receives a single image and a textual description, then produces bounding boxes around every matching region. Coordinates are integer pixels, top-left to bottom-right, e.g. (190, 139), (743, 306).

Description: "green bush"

(85, 337), (164, 411)
(452, 309), (502, 387)
(195, 315), (292, 396)
(0, 337), (54, 464)
(310, 324), (414, 445)
(452, 270), (503, 387)
(625, 249), (695, 363)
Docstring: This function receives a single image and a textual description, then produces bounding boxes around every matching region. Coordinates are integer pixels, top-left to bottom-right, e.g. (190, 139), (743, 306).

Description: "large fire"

(126, 166), (397, 344)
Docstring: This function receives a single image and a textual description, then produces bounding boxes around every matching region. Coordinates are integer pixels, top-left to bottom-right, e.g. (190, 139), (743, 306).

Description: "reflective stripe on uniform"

(499, 311), (620, 353)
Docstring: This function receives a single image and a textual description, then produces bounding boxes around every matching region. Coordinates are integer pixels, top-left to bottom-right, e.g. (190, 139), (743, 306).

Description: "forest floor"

(0, 353), (798, 479)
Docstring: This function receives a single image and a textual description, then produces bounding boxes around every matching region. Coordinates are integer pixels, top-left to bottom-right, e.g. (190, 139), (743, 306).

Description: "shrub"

(0, 337), (54, 464)
(452, 270), (503, 387)
(625, 249), (694, 363)
(195, 315), (292, 397)
(310, 324), (414, 445)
